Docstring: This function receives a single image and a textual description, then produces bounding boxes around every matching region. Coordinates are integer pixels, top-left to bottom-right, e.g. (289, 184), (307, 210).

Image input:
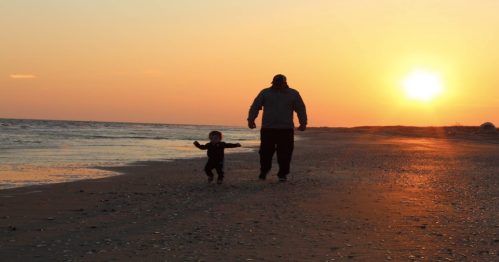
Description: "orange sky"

(2, 0), (499, 127)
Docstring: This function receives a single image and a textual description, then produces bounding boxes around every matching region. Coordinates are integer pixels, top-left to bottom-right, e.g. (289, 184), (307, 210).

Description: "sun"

(402, 70), (443, 102)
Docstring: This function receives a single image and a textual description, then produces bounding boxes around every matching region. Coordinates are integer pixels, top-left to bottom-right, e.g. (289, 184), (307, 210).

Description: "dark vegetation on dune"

(314, 125), (499, 143)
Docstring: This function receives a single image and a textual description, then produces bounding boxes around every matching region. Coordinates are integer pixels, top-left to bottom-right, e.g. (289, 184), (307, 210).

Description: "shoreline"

(1, 129), (499, 261)
(0, 118), (261, 191)
(0, 145), (260, 191)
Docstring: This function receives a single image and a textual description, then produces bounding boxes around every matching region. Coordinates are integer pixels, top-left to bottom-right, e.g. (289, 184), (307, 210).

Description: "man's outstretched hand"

(297, 125), (307, 131)
(248, 121), (256, 129)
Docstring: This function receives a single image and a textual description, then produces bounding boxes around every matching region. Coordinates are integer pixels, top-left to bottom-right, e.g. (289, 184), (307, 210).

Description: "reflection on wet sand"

(0, 164), (119, 190)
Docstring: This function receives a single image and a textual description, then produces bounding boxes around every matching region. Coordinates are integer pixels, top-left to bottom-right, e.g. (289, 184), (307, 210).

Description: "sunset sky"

(2, 0), (499, 127)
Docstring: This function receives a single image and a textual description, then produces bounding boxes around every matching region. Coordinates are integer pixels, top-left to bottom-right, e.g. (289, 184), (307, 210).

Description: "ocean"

(0, 119), (260, 190)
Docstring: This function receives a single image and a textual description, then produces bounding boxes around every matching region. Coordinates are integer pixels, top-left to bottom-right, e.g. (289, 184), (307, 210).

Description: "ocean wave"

(84, 135), (170, 140)
(0, 118), (260, 169)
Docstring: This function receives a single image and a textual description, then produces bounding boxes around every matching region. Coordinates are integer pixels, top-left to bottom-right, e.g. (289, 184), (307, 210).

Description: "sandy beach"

(1, 128), (499, 261)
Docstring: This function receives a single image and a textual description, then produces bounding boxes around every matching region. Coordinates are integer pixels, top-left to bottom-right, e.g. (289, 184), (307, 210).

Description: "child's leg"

(214, 160), (225, 181)
(204, 161), (215, 177)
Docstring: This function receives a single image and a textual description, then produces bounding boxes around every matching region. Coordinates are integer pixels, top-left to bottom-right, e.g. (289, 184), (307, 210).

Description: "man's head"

(271, 74), (288, 90)
(208, 131), (222, 144)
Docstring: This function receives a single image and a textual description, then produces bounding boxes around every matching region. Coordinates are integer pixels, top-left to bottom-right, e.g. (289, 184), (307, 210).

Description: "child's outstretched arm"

(193, 141), (207, 150)
(225, 142), (242, 148)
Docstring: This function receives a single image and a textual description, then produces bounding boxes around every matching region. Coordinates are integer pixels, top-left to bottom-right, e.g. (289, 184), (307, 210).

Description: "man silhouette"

(247, 74), (307, 182)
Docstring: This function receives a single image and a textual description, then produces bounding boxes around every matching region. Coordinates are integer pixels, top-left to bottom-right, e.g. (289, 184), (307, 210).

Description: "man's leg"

(276, 129), (294, 178)
(259, 128), (276, 179)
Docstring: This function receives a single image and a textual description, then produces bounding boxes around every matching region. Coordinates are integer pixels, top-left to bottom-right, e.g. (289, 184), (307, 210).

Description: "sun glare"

(402, 70), (443, 102)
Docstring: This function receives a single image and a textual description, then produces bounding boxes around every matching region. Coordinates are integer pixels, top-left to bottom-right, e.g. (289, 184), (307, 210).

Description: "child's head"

(208, 131), (222, 144)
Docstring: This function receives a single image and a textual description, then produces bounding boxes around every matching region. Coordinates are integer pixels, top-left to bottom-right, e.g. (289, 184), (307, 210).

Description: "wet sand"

(1, 128), (499, 261)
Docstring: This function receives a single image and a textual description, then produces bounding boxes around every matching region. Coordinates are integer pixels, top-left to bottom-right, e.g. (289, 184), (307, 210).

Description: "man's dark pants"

(205, 160), (224, 180)
(259, 128), (294, 179)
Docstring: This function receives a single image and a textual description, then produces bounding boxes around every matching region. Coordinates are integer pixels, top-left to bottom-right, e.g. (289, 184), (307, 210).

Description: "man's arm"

(193, 141), (208, 150)
(294, 92), (307, 131)
(247, 90), (264, 129)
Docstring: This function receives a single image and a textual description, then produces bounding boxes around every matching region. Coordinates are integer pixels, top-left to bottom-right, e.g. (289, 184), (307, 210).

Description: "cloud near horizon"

(10, 74), (37, 79)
